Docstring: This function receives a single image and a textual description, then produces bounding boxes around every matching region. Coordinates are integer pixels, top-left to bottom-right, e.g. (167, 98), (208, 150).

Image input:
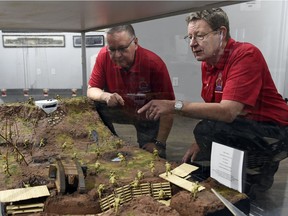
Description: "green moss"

(55, 134), (74, 148)
(15, 117), (34, 134)
(94, 152), (152, 181)
(85, 178), (97, 190)
(7, 163), (19, 176)
(61, 97), (91, 113)
(0, 155), (21, 188)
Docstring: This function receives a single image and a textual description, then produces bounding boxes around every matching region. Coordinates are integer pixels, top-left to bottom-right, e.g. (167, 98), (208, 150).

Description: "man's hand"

(137, 100), (174, 120)
(101, 92), (125, 107)
(182, 143), (200, 163)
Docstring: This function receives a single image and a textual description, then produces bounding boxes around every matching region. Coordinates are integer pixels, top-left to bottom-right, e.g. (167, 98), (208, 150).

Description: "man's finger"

(137, 102), (151, 114)
(116, 96), (125, 106)
(152, 113), (160, 121)
(112, 93), (124, 106)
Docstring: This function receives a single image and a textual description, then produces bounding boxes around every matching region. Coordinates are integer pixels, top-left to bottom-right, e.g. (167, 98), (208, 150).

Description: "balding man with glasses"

(87, 24), (175, 158)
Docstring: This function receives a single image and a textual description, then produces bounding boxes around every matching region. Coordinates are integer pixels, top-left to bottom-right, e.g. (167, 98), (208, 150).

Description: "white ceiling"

(0, 1), (246, 32)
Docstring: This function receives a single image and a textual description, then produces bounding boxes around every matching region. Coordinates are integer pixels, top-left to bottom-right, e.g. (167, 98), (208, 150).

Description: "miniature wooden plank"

(171, 163), (199, 178)
(55, 159), (66, 194)
(64, 168), (78, 175)
(74, 159), (86, 193)
(6, 207), (43, 214)
(6, 203), (44, 210)
(159, 172), (205, 192)
(100, 194), (115, 211)
(115, 185), (131, 195)
(115, 185), (132, 203)
(151, 182), (172, 199)
(131, 182), (151, 197)
(62, 160), (78, 175)
(151, 182), (171, 192)
(0, 185), (50, 203)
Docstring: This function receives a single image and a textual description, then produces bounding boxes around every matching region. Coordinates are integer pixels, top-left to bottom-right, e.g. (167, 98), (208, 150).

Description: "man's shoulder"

(96, 47), (110, 63)
(98, 46), (109, 55)
(137, 46), (164, 61)
(225, 39), (263, 62)
(231, 39), (260, 53)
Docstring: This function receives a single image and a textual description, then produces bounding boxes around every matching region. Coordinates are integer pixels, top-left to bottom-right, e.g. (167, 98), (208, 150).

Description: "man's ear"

(134, 37), (138, 44)
(134, 37), (139, 49)
(218, 26), (227, 40)
(220, 31), (223, 41)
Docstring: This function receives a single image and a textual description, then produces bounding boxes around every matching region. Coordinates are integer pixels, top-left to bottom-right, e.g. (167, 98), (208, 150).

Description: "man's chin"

(195, 56), (204, 61)
(115, 62), (127, 68)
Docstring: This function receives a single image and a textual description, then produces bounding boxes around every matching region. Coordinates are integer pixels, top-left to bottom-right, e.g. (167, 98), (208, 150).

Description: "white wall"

(226, 0), (288, 97)
(0, 32), (104, 89)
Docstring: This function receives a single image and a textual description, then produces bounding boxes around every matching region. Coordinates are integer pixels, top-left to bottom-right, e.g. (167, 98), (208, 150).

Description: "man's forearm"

(87, 86), (107, 102)
(156, 113), (174, 143)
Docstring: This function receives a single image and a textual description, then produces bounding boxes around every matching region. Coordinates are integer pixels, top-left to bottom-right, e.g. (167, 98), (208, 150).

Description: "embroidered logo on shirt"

(215, 72), (223, 91)
(139, 80), (150, 93)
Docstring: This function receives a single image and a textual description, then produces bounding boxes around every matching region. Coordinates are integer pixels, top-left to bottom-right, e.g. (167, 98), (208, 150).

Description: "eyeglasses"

(107, 37), (135, 54)
(184, 30), (217, 44)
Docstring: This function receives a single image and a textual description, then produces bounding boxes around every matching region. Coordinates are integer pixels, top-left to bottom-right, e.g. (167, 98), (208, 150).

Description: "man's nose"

(190, 37), (198, 47)
(114, 50), (122, 57)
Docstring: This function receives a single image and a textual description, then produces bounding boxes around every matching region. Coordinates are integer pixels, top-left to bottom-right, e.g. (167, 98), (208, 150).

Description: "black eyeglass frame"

(107, 37), (135, 54)
(184, 29), (219, 43)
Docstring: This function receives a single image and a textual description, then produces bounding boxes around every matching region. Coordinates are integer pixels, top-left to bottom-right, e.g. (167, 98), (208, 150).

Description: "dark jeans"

(193, 118), (288, 168)
(95, 102), (160, 148)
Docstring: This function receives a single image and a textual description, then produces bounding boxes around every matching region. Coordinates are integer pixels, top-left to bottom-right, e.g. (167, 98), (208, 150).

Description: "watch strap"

(154, 139), (166, 150)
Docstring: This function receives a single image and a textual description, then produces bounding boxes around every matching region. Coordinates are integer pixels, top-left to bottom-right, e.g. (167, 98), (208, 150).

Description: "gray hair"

(186, 8), (230, 39)
(106, 24), (136, 38)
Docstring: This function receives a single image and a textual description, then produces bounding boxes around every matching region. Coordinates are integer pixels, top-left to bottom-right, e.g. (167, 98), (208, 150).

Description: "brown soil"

(0, 97), (249, 216)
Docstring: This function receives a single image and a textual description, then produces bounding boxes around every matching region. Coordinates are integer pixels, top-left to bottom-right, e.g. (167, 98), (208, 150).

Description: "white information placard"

(210, 142), (245, 193)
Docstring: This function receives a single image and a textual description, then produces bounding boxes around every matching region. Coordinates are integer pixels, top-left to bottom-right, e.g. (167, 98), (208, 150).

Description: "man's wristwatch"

(174, 100), (184, 111)
(154, 139), (166, 149)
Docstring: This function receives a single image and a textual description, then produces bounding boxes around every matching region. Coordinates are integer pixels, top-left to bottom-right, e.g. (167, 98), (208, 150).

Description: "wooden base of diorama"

(0, 97), (249, 215)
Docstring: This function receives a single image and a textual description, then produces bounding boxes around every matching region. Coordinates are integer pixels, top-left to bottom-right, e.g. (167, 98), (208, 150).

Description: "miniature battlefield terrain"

(0, 97), (249, 215)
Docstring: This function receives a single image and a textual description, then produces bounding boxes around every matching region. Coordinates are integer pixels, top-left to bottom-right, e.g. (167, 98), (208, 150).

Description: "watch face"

(175, 101), (183, 110)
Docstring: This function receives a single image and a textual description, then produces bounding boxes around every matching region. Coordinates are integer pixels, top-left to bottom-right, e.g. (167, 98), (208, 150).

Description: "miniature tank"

(49, 158), (87, 194)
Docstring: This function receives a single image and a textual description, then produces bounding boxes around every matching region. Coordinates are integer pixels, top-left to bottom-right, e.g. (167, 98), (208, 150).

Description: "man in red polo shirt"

(87, 24), (175, 158)
(138, 8), (288, 195)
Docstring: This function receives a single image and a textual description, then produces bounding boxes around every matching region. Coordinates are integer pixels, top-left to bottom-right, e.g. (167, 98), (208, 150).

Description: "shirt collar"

(205, 38), (235, 72)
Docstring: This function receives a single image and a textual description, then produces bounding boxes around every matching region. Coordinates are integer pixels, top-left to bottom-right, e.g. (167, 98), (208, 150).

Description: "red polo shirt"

(201, 38), (288, 126)
(89, 45), (175, 110)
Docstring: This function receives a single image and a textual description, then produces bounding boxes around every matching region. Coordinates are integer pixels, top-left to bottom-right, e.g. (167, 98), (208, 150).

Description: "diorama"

(0, 97), (249, 215)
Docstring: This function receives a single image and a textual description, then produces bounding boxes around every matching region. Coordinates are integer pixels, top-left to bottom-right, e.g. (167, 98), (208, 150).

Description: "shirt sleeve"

(88, 47), (107, 89)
